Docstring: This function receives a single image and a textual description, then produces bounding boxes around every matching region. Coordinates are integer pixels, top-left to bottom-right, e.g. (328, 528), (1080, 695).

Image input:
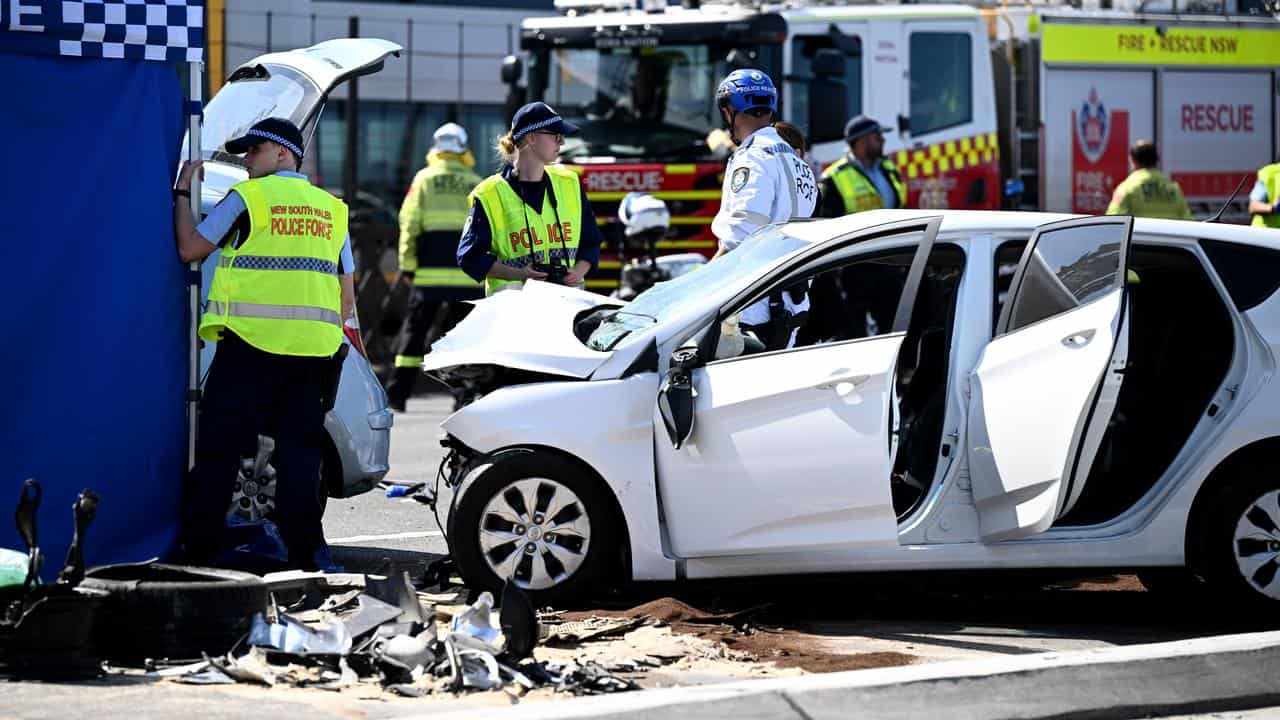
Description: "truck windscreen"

(530, 43), (780, 161)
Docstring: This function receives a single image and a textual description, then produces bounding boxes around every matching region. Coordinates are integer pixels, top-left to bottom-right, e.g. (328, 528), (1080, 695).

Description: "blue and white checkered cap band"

(0, 0), (205, 64)
(513, 116), (562, 142)
(243, 129), (304, 159)
(222, 255), (339, 275)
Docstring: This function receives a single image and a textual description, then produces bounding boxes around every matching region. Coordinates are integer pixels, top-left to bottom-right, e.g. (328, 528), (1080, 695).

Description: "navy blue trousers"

(179, 332), (329, 569)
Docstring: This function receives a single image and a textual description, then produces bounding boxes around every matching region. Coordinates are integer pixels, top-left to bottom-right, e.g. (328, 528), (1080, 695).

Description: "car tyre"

(79, 563), (268, 662)
(449, 451), (617, 607)
(1200, 472), (1280, 609)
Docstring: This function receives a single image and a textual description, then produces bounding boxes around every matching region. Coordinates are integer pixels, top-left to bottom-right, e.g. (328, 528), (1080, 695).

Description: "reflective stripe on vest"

(394, 355), (424, 368)
(823, 157), (906, 214)
(206, 300), (341, 327)
(413, 267), (483, 288)
(470, 165), (583, 296)
(200, 174), (349, 357)
(1254, 163), (1280, 229)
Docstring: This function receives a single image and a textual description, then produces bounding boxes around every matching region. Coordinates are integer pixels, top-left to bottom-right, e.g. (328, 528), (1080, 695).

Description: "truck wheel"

(449, 451), (617, 607)
(1200, 472), (1280, 609)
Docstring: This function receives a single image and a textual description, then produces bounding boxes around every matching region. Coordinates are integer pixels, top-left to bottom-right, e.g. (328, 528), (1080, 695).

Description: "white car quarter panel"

(441, 373), (675, 581)
(657, 336), (903, 557)
(968, 290), (1122, 542)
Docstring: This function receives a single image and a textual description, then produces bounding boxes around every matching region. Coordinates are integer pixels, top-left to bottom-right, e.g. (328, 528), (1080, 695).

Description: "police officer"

(711, 69), (817, 350)
(819, 115), (906, 217)
(172, 118), (353, 570)
(457, 102), (603, 294)
(1248, 158), (1280, 229)
(1106, 140), (1192, 220)
(385, 123), (483, 412)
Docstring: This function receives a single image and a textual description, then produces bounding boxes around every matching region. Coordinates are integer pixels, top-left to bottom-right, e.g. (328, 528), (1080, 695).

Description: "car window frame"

(994, 216), (1135, 338)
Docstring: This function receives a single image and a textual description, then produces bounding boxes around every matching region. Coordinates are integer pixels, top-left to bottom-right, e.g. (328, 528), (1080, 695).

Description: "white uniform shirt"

(712, 126), (817, 342)
(712, 125), (818, 252)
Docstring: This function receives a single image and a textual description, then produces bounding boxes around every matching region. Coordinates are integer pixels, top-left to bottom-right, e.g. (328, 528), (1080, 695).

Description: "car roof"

(782, 210), (1280, 251)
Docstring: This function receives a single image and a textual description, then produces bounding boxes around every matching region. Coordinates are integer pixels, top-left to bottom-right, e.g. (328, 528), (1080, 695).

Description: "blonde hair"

(497, 131), (518, 164)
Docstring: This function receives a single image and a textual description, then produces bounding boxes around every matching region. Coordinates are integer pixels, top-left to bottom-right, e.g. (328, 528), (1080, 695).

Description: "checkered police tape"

(0, 0), (205, 64)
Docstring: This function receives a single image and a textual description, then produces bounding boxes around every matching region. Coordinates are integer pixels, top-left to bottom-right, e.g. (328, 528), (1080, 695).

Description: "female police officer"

(456, 102), (603, 294)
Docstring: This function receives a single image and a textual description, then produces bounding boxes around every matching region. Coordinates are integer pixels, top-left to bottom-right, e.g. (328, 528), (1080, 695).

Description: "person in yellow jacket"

(1248, 159), (1280, 229)
(1106, 140), (1193, 220)
(819, 115), (907, 217)
(386, 123), (483, 411)
(172, 118), (353, 570)
(457, 102), (603, 296)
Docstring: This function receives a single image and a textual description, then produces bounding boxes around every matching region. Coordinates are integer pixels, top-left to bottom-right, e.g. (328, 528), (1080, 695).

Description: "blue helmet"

(715, 69), (777, 114)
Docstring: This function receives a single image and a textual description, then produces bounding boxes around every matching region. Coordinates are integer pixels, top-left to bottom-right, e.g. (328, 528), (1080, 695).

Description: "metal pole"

(310, 12), (316, 45)
(266, 11), (273, 52)
(406, 18), (413, 103)
(457, 22), (464, 119)
(186, 62), (204, 471)
(344, 16), (359, 212)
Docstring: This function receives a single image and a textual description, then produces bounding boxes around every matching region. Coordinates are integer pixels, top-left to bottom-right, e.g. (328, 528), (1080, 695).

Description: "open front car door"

(968, 216), (1134, 542)
(654, 218), (942, 558)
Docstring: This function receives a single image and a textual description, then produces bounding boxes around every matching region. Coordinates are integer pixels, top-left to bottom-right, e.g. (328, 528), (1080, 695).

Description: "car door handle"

(816, 374), (870, 391)
(1061, 329), (1096, 348)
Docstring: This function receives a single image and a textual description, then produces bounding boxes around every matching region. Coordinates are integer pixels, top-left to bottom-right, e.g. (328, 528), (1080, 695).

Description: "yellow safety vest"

(1106, 168), (1193, 220)
(1253, 163), (1280, 229)
(469, 165), (583, 295)
(399, 151), (484, 288)
(822, 156), (907, 214)
(200, 174), (349, 357)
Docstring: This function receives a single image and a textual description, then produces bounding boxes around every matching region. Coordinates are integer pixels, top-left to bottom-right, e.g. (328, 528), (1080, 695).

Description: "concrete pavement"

(426, 631), (1280, 720)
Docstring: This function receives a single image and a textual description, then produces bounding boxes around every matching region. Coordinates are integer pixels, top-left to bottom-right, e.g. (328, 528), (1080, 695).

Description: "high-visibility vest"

(822, 155), (907, 214)
(469, 165), (583, 295)
(399, 152), (484, 289)
(199, 174), (349, 357)
(1106, 168), (1193, 220)
(1253, 163), (1280, 229)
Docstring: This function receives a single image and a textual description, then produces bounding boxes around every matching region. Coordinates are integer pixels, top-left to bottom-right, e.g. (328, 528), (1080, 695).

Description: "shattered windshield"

(587, 227), (810, 351)
(540, 46), (729, 161)
(181, 65), (320, 166)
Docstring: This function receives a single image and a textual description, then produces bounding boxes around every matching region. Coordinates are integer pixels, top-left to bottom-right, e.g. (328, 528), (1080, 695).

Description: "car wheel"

(449, 451), (617, 606)
(1201, 475), (1280, 608)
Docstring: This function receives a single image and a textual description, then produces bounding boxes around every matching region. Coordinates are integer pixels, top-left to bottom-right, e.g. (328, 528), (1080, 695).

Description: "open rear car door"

(968, 216), (1134, 542)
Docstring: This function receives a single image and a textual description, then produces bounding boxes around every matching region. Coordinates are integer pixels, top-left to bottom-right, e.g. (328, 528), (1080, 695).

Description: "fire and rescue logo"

(1075, 87), (1111, 165)
(730, 167), (750, 192)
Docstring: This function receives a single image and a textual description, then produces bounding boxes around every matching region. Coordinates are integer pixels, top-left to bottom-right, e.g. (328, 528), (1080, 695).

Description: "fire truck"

(504, 0), (1280, 291)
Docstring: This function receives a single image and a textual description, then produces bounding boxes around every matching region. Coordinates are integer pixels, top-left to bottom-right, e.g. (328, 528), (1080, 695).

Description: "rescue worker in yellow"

(819, 115), (906, 217)
(457, 102), (603, 295)
(172, 118), (354, 570)
(385, 123), (483, 412)
(1106, 140), (1192, 220)
(1248, 158), (1280, 229)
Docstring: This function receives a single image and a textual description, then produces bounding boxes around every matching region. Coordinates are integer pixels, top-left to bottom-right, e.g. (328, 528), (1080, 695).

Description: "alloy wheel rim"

(231, 460), (276, 522)
(478, 477), (591, 590)
(1232, 488), (1280, 601)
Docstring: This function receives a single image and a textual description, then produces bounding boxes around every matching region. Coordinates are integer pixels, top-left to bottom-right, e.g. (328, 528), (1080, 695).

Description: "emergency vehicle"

(506, 0), (1280, 290)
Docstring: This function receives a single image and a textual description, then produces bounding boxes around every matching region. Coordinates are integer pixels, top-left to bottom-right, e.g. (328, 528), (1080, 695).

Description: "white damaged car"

(424, 210), (1280, 607)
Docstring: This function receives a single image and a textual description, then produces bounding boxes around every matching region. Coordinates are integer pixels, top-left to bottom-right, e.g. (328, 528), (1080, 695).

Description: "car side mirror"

(658, 347), (698, 449)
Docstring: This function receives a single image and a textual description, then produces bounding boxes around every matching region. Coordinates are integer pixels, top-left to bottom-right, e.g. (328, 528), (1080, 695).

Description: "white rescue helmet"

(617, 192), (670, 237)
(432, 122), (468, 154)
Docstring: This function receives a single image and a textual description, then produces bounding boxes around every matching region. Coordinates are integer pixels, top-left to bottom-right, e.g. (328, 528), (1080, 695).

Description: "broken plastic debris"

(382, 633), (435, 670)
(340, 594), (403, 640)
(248, 611), (353, 655)
(448, 591), (504, 654)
